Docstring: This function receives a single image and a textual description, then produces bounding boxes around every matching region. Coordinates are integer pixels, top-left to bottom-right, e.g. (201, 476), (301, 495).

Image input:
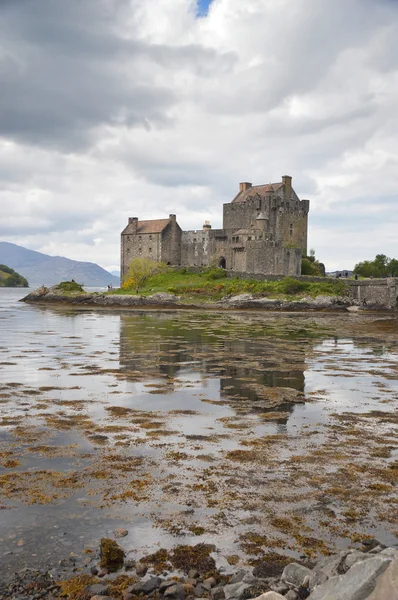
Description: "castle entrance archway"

(218, 257), (226, 269)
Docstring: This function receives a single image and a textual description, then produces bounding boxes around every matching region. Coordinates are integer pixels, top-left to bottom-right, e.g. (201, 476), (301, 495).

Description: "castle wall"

(161, 220), (182, 265)
(245, 242), (301, 276)
(121, 232), (161, 280)
(181, 230), (211, 267)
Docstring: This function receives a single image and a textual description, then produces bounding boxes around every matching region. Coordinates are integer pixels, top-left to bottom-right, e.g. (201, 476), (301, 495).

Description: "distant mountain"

(110, 270), (120, 277)
(0, 242), (120, 288)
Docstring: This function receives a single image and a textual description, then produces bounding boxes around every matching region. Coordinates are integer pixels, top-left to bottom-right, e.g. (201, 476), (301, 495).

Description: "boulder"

(380, 548), (398, 560)
(229, 571), (249, 584)
(281, 563), (313, 587)
(163, 582), (186, 600)
(131, 576), (162, 594)
(308, 555), (391, 600)
(344, 551), (371, 571)
(223, 582), (251, 599)
(211, 586), (226, 600)
(366, 558), (398, 599)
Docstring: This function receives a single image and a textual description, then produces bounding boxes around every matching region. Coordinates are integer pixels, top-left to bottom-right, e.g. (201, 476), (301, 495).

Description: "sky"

(1, 0), (397, 273)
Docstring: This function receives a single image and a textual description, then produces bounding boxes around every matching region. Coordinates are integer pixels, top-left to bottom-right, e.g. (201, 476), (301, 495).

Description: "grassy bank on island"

(0, 264), (29, 287)
(116, 267), (349, 303)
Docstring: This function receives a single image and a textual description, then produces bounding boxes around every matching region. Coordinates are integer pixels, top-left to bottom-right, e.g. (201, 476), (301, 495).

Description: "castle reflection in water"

(118, 312), (307, 426)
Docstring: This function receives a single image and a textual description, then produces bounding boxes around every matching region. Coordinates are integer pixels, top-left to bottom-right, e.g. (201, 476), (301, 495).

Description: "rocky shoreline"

(2, 537), (397, 600)
(20, 287), (372, 312)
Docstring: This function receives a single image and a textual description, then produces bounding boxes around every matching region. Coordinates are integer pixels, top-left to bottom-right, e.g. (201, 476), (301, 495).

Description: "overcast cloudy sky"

(1, 0), (397, 272)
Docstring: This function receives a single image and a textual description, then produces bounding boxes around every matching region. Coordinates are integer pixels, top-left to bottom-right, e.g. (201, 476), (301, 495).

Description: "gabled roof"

(136, 219), (169, 234)
(122, 219), (170, 235)
(232, 182), (284, 203)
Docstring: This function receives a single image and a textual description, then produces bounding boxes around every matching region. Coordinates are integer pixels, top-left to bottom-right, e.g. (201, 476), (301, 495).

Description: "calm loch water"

(0, 288), (397, 583)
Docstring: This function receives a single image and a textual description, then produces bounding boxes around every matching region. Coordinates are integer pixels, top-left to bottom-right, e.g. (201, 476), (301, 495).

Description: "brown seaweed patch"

(170, 543), (216, 575)
(58, 575), (99, 600)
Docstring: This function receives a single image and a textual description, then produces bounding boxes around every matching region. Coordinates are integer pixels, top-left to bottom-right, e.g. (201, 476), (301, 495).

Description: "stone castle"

(121, 175), (309, 280)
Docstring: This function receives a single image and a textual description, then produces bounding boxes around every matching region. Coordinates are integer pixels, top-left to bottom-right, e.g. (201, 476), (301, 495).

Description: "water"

(0, 288), (397, 582)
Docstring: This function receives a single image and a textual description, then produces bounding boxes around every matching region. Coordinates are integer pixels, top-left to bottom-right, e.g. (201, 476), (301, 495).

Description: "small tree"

(301, 248), (325, 276)
(122, 258), (166, 294)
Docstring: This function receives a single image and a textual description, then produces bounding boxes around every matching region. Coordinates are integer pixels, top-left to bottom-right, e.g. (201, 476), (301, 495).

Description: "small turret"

(203, 220), (211, 231)
(256, 212), (268, 231)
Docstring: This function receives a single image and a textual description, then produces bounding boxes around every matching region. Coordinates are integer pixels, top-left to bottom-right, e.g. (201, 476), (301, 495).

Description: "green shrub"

(278, 277), (307, 295)
(56, 281), (84, 293)
(203, 267), (227, 281)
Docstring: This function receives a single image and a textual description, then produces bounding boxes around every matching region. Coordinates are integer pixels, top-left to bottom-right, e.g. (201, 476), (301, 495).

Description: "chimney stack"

(128, 217), (138, 233)
(282, 175), (292, 199)
(239, 182), (252, 192)
(203, 220), (211, 231)
(169, 214), (176, 222)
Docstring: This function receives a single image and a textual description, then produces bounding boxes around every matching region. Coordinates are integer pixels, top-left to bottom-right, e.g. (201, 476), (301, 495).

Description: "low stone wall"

(346, 278), (398, 309)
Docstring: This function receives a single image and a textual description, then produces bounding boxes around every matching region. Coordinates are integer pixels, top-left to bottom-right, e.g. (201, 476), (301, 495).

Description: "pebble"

(114, 528), (129, 539)
(135, 563), (148, 577)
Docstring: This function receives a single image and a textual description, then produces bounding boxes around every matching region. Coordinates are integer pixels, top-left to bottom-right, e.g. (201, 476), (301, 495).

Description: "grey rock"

(135, 563), (148, 576)
(114, 528), (128, 538)
(269, 582), (290, 595)
(228, 571), (248, 585)
(308, 555), (392, 600)
(124, 559), (135, 570)
(223, 582), (251, 600)
(281, 563), (313, 587)
(310, 551), (348, 582)
(344, 551), (372, 571)
(131, 576), (162, 594)
(194, 584), (205, 597)
(184, 578), (197, 586)
(368, 546), (384, 554)
(189, 569), (200, 579)
(164, 582), (185, 600)
(285, 591), (298, 600)
(380, 548), (398, 560)
(242, 574), (260, 585)
(160, 581), (177, 593)
(211, 586), (225, 600)
(86, 583), (109, 596)
(204, 577), (216, 589)
(366, 558), (398, 599)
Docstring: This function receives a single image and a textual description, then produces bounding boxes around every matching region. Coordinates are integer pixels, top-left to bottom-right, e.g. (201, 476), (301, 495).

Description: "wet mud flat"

(0, 305), (397, 586)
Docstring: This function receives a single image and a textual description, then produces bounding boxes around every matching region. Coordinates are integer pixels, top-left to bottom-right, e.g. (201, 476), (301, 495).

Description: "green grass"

(116, 269), (348, 303)
(55, 281), (84, 293)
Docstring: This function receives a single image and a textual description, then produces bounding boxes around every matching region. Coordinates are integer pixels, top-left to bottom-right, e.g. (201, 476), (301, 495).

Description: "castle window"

(149, 247), (152, 253)
(193, 238), (197, 242)
(248, 236), (252, 241)
(149, 235), (152, 240)
(289, 223), (294, 237)
(138, 236), (142, 241)
(127, 247), (130, 253)
(139, 248), (142, 254)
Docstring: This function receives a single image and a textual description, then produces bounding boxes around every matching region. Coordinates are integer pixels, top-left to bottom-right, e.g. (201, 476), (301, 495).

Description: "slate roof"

(122, 219), (169, 235)
(232, 182), (284, 203)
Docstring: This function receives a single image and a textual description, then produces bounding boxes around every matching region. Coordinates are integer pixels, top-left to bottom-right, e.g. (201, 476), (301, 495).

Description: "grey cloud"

(0, 0), (234, 150)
